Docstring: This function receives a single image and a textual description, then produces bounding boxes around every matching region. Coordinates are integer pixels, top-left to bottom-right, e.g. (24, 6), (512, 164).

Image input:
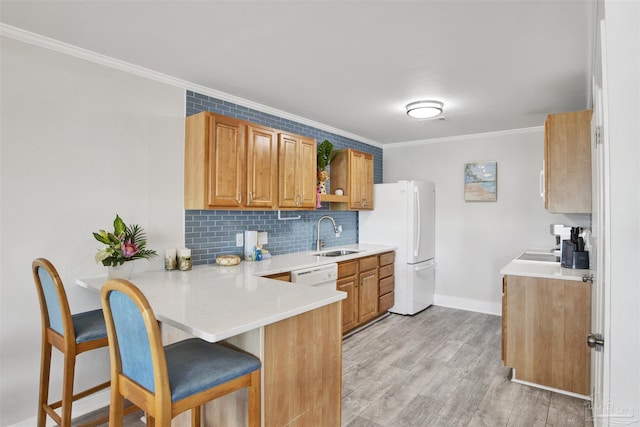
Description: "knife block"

(561, 241), (589, 269)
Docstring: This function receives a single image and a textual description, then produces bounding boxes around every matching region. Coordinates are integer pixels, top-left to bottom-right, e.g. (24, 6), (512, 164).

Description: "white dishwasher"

(290, 263), (338, 288)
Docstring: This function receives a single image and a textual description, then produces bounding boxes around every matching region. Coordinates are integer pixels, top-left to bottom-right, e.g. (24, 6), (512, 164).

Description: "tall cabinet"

(543, 109), (592, 213)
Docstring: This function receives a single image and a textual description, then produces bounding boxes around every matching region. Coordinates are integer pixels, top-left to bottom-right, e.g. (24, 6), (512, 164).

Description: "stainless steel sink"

(313, 249), (360, 257)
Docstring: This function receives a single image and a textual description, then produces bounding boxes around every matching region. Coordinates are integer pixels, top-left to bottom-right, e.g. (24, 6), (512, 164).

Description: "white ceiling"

(0, 1), (594, 145)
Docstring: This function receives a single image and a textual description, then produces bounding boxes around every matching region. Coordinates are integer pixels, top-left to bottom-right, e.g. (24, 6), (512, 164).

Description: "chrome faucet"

(316, 215), (340, 251)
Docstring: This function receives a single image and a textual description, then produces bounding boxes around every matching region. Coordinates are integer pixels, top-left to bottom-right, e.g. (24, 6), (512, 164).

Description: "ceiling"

(0, 1), (594, 145)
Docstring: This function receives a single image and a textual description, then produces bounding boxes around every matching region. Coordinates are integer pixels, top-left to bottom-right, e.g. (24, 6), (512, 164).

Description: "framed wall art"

(464, 161), (497, 202)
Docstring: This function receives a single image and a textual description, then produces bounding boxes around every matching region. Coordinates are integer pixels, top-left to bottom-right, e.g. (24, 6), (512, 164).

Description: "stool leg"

(60, 353), (76, 427)
(248, 370), (261, 427)
(108, 388), (124, 427)
(37, 340), (52, 427)
(191, 405), (201, 427)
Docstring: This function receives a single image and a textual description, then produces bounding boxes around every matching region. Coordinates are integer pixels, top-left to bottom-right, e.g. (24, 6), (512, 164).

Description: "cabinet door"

(278, 134), (317, 209)
(344, 150), (374, 210)
(298, 137), (317, 208)
(349, 151), (364, 209)
(246, 124), (277, 208)
(544, 110), (592, 213)
(207, 115), (245, 208)
(504, 275), (591, 395)
(358, 269), (379, 324)
(501, 276), (507, 361)
(278, 133), (300, 208)
(337, 276), (358, 333)
(362, 153), (374, 210)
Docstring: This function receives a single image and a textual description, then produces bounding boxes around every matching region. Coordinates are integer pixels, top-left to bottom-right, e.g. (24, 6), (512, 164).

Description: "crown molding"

(384, 126), (544, 149)
(0, 23), (382, 148)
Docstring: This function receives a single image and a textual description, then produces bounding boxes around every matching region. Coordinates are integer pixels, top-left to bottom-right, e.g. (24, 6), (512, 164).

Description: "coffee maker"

(550, 224), (572, 258)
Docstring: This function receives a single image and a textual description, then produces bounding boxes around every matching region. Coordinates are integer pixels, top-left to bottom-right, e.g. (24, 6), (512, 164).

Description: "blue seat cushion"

(72, 309), (107, 344)
(165, 338), (261, 402)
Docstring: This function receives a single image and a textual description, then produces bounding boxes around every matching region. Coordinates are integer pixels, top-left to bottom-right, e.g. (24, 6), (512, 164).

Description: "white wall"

(0, 37), (186, 425)
(384, 129), (590, 314)
(602, 0), (640, 422)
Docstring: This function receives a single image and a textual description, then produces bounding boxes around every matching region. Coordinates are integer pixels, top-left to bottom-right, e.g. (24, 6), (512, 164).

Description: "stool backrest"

(101, 279), (171, 410)
(32, 258), (74, 341)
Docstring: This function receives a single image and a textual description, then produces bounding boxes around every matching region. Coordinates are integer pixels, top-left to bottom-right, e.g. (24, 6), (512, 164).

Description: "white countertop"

(500, 251), (592, 282)
(77, 244), (394, 342)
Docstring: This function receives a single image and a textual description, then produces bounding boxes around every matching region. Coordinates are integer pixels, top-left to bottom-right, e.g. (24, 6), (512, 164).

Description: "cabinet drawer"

(379, 251), (395, 266)
(338, 260), (358, 278)
(379, 292), (394, 313)
(359, 255), (378, 272)
(379, 276), (394, 295)
(379, 264), (394, 280)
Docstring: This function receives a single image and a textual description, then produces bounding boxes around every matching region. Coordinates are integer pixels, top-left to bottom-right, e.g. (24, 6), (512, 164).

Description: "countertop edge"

(500, 260), (592, 282)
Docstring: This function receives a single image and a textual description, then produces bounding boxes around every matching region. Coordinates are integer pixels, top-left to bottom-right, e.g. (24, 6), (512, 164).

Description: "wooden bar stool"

(33, 258), (113, 426)
(101, 278), (261, 427)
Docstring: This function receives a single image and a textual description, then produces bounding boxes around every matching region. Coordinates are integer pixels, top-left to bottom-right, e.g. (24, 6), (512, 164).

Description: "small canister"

(164, 249), (177, 270)
(178, 248), (192, 271)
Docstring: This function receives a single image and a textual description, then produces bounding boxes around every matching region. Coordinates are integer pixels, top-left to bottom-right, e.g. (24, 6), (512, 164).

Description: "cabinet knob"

(587, 333), (604, 351)
(582, 274), (594, 283)
(248, 191), (253, 204)
(238, 192), (242, 203)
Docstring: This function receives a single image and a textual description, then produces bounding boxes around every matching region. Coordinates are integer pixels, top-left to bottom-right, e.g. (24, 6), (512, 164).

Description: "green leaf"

(317, 140), (336, 170)
(93, 231), (110, 244)
(113, 214), (126, 236)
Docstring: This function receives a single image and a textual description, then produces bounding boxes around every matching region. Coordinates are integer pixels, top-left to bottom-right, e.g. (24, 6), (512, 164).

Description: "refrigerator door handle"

(414, 186), (420, 259)
(414, 262), (435, 272)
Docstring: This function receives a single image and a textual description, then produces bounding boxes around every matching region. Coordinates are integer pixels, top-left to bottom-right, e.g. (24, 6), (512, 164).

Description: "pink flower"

(121, 239), (139, 258)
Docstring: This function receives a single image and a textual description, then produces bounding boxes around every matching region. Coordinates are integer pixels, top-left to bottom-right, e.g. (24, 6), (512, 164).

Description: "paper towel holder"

(277, 210), (301, 221)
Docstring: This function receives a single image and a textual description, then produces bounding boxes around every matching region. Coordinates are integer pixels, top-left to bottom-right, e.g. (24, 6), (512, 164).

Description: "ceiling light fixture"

(406, 100), (444, 119)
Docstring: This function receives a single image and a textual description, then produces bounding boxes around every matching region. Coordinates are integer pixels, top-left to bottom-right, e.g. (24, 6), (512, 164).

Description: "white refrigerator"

(359, 180), (435, 315)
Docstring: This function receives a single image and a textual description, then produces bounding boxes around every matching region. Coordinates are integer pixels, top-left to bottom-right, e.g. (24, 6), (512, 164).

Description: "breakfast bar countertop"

(77, 243), (394, 343)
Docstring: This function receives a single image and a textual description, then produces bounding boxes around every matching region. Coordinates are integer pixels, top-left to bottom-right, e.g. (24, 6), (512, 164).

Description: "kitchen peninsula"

(77, 244), (393, 426)
(501, 255), (592, 398)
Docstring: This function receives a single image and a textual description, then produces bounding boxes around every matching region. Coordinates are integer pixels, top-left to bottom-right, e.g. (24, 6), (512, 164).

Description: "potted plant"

(93, 214), (158, 278)
(317, 140), (338, 194)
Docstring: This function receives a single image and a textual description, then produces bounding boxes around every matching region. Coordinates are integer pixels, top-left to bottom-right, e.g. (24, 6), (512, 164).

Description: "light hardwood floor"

(75, 305), (592, 426)
(342, 306), (593, 426)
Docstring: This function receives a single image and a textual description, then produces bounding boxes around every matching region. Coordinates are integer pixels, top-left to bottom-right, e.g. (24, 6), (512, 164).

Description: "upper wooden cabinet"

(278, 133), (317, 209)
(544, 110), (592, 213)
(185, 112), (244, 209)
(184, 111), (313, 210)
(246, 124), (278, 208)
(330, 148), (374, 210)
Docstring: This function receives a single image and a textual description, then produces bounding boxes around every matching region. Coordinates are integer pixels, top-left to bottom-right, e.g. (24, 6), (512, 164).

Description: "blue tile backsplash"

(185, 91), (383, 264)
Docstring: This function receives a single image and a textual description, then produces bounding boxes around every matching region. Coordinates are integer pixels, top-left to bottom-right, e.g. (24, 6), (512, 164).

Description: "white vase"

(107, 262), (134, 280)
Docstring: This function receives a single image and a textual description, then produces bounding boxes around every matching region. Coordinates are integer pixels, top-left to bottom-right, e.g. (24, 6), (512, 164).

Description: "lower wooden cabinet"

(337, 261), (358, 333)
(337, 252), (396, 334)
(357, 256), (379, 324)
(502, 274), (591, 395)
